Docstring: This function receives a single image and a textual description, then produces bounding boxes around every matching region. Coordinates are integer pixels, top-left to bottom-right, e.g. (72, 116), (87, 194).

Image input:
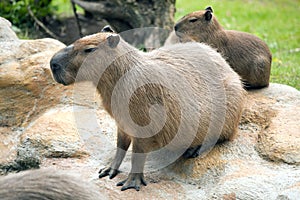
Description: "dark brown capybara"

(174, 6), (272, 89)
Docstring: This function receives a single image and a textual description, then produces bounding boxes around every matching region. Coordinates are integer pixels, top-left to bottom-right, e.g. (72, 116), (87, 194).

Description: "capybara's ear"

(107, 34), (120, 48)
(205, 6), (213, 13)
(204, 9), (213, 21)
(101, 25), (115, 33)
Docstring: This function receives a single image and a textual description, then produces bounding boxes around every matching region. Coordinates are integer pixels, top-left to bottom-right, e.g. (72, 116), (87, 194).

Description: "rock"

(34, 83), (298, 199)
(258, 106), (300, 164)
(19, 107), (88, 159)
(255, 84), (300, 164)
(0, 17), (21, 67)
(0, 17), (18, 41)
(0, 127), (21, 174)
(0, 19), (70, 127)
(277, 183), (300, 200)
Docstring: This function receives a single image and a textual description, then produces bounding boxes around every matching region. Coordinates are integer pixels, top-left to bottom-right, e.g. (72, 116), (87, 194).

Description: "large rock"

(256, 84), (300, 164)
(0, 17), (69, 127)
(0, 17), (18, 41)
(0, 127), (21, 174)
(19, 106), (88, 159)
(36, 83), (299, 200)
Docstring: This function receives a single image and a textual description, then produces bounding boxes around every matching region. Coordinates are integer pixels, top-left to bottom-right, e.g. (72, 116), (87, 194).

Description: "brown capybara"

(164, 30), (180, 46)
(0, 169), (105, 200)
(174, 6), (272, 89)
(50, 25), (245, 191)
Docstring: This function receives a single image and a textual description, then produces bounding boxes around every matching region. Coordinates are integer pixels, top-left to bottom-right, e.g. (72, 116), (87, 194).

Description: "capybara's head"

(50, 25), (120, 85)
(174, 7), (219, 42)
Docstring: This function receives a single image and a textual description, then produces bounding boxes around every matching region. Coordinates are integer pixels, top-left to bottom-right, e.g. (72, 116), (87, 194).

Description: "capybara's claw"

(117, 173), (147, 191)
(99, 167), (119, 179)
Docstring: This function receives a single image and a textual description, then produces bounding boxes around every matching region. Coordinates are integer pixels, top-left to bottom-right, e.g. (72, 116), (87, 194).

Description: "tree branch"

(72, 0), (143, 27)
(71, 0), (83, 37)
(27, 6), (59, 40)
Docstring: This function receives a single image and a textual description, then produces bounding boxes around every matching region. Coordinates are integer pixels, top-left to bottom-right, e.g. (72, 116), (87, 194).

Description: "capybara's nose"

(50, 59), (61, 72)
(174, 24), (178, 31)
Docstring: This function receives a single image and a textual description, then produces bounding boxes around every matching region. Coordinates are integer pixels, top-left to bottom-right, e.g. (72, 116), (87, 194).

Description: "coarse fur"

(50, 26), (245, 191)
(0, 169), (105, 200)
(164, 30), (180, 46)
(174, 6), (272, 89)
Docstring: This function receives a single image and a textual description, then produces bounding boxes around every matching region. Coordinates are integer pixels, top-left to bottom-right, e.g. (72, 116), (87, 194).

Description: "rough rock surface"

(256, 84), (300, 164)
(19, 107), (88, 159)
(0, 18), (18, 41)
(0, 18), (299, 199)
(0, 18), (68, 127)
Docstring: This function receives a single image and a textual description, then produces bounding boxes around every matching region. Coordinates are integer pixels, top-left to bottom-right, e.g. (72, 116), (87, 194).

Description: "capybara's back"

(123, 42), (245, 153)
(149, 42), (245, 147)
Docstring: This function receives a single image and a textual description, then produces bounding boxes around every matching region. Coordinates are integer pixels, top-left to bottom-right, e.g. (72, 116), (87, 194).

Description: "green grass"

(176, 0), (300, 90)
(51, 0), (83, 17)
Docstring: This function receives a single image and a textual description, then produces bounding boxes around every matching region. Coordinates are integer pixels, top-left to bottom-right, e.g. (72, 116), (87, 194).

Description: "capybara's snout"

(50, 56), (62, 73)
(49, 51), (71, 85)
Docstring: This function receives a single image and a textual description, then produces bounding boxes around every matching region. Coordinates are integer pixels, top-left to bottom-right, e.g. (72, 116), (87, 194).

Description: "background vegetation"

(0, 0), (55, 37)
(0, 0), (299, 89)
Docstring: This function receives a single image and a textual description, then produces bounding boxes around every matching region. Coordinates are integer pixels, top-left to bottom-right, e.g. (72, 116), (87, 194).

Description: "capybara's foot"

(117, 173), (147, 191)
(183, 145), (202, 158)
(99, 167), (120, 179)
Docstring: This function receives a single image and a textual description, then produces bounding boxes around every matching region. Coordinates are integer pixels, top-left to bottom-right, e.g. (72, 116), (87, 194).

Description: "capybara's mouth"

(52, 73), (68, 85)
(50, 60), (69, 85)
(174, 30), (185, 38)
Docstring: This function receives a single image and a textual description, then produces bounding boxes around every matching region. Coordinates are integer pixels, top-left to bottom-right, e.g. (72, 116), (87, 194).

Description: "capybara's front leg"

(117, 139), (147, 191)
(99, 129), (131, 179)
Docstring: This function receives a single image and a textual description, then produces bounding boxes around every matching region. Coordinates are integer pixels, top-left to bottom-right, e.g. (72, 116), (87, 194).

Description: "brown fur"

(0, 169), (104, 200)
(50, 27), (245, 191)
(174, 7), (272, 89)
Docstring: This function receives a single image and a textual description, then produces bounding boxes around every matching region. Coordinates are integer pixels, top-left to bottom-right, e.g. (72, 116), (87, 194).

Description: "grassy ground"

(175, 0), (300, 89)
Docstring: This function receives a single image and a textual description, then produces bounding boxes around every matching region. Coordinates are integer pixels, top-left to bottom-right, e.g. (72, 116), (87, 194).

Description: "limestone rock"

(19, 107), (88, 159)
(0, 17), (18, 41)
(258, 106), (300, 164)
(0, 22), (69, 126)
(0, 127), (21, 174)
(255, 84), (300, 164)
(35, 84), (298, 200)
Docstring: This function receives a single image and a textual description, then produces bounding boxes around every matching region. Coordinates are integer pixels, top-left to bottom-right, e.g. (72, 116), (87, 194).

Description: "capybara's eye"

(84, 48), (97, 53)
(188, 17), (198, 23)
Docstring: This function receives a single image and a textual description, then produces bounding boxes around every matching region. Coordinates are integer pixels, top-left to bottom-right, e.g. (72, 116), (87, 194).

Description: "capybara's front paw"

(98, 167), (119, 179)
(116, 173), (147, 191)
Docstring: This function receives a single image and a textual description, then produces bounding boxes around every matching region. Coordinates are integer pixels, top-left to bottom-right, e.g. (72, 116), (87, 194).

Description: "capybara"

(174, 6), (272, 89)
(50, 25), (245, 191)
(164, 30), (180, 46)
(0, 169), (105, 200)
